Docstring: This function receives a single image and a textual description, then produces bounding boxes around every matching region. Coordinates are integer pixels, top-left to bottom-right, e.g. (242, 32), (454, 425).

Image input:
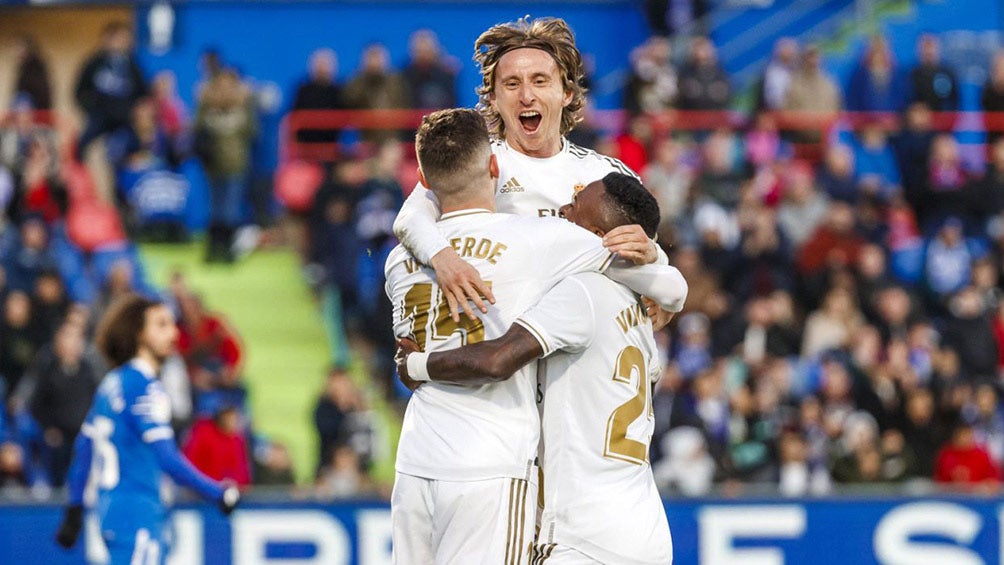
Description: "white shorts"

(392, 472), (537, 565)
(532, 544), (602, 565)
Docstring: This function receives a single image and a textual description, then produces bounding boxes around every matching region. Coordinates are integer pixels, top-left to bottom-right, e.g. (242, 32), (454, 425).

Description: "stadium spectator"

(643, 136), (692, 233)
(745, 112), (789, 171)
(403, 30), (458, 111)
(916, 135), (972, 233)
(309, 162), (362, 368)
(26, 322), (100, 487)
(909, 34), (959, 112)
(152, 70), (189, 145)
(313, 367), (361, 477)
(974, 138), (1004, 229)
(850, 120), (901, 202)
(942, 286), (999, 380)
(30, 269), (69, 338)
(674, 312), (713, 380)
(934, 420), (1001, 487)
(783, 44), (841, 143)
(677, 36), (731, 111)
(816, 144), (857, 204)
(182, 404), (252, 487)
(894, 102), (936, 211)
(982, 51), (1004, 145)
(758, 38), (798, 111)
(922, 218), (982, 303)
(623, 36), (677, 114)
(73, 22), (148, 160)
(802, 287), (863, 359)
(344, 43), (410, 143)
(778, 161), (829, 250)
(971, 383), (1004, 466)
(732, 208), (793, 302)
(0, 292), (44, 405)
(797, 202), (865, 278)
(8, 132), (66, 227)
(11, 35), (51, 112)
(316, 445), (369, 499)
(253, 440), (295, 486)
(4, 217), (56, 293)
(847, 35), (907, 113)
(175, 292), (246, 413)
(194, 68), (258, 262)
(615, 115), (652, 173)
(291, 48), (344, 148)
(696, 128), (744, 209)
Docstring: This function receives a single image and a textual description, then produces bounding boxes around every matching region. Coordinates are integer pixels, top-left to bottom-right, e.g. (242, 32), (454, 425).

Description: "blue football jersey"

(80, 359), (174, 520)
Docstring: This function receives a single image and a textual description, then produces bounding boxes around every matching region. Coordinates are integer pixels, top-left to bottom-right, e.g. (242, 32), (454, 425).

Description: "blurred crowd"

(8, 10), (1004, 499)
(626, 33), (1004, 495)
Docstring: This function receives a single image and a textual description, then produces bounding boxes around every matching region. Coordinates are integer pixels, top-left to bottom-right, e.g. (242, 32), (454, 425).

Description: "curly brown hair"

(474, 17), (587, 139)
(95, 294), (161, 368)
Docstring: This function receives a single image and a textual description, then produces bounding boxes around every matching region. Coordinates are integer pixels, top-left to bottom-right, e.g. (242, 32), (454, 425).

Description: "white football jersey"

(384, 209), (615, 481)
(492, 138), (639, 220)
(517, 273), (673, 565)
(395, 138), (638, 264)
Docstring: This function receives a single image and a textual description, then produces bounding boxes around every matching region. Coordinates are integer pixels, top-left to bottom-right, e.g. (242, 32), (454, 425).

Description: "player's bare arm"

(396, 325), (543, 387)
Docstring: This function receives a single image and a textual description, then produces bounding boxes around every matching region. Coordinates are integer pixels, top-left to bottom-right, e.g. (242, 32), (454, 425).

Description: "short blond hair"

(474, 17), (586, 139)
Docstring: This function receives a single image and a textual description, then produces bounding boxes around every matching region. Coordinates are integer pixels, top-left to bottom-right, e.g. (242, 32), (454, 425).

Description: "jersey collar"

(130, 357), (157, 380)
(502, 137), (568, 160)
(440, 208), (492, 221)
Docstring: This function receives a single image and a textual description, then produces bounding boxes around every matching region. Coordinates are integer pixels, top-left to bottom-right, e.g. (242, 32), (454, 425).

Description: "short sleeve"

(515, 276), (596, 357)
(127, 378), (174, 443)
(538, 220), (613, 283)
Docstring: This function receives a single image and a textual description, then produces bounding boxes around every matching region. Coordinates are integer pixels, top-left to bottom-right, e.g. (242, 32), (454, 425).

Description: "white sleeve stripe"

(142, 427), (174, 443)
(80, 423), (95, 437)
(514, 318), (551, 356)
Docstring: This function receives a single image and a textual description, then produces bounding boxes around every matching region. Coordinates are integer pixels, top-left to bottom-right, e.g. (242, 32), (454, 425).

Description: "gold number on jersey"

(402, 282), (490, 351)
(603, 345), (652, 465)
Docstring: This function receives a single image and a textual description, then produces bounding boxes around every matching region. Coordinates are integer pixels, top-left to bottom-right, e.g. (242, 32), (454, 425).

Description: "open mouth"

(518, 111), (542, 133)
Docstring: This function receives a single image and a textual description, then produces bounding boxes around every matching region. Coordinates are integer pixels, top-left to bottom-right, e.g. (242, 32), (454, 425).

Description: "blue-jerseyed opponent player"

(55, 294), (240, 564)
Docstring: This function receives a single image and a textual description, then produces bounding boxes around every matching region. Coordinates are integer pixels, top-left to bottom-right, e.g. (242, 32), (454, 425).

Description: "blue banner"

(3, 497), (1003, 564)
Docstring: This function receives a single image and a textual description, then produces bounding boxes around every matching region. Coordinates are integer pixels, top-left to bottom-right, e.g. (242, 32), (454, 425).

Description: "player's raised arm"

(392, 183), (450, 265)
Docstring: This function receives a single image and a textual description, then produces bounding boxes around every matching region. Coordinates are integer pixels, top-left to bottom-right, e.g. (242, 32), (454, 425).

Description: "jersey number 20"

(403, 282), (490, 351)
(603, 346), (654, 465)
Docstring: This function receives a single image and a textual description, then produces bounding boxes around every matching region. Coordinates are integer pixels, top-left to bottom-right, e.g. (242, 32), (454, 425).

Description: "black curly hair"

(599, 172), (660, 238)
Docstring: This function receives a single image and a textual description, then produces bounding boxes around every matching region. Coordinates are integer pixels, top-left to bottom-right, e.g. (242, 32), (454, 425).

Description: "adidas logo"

(499, 177), (525, 194)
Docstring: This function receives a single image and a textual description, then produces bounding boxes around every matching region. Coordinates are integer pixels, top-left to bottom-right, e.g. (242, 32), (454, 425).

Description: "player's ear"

(488, 154), (499, 179)
(562, 86), (573, 108)
(417, 167), (430, 189)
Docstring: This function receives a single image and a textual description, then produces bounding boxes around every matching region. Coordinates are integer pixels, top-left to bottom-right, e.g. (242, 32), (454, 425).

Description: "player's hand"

(603, 225), (658, 265)
(218, 482), (240, 516)
(643, 296), (674, 331)
(430, 247), (495, 322)
(395, 339), (424, 392)
(55, 504), (83, 549)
